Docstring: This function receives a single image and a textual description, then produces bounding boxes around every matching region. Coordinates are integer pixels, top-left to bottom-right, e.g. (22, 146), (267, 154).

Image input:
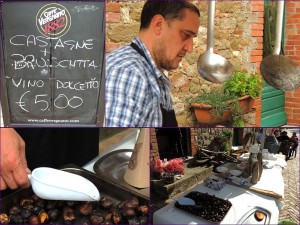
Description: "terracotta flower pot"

(191, 96), (254, 125)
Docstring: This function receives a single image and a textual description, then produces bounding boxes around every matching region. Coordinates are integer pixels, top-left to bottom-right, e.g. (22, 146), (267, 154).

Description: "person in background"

(256, 128), (263, 144)
(0, 128), (99, 193)
(277, 131), (292, 159)
(106, 0), (200, 127)
(290, 132), (299, 158)
(277, 131), (291, 142)
(272, 129), (280, 139)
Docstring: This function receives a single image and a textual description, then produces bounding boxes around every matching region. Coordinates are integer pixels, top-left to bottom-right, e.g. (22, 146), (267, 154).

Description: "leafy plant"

(188, 70), (262, 127)
(187, 88), (243, 125)
(187, 89), (237, 105)
(221, 129), (233, 139)
(224, 71), (263, 99)
(220, 129), (233, 154)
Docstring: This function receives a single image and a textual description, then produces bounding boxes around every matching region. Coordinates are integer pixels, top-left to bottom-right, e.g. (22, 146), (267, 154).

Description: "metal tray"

(0, 165), (150, 224)
(93, 149), (149, 200)
(237, 206), (271, 224)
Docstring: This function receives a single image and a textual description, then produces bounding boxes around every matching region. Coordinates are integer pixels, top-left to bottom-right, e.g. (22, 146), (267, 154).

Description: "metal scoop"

(28, 167), (100, 201)
(177, 197), (196, 206)
(197, 0), (233, 83)
(260, 1), (300, 91)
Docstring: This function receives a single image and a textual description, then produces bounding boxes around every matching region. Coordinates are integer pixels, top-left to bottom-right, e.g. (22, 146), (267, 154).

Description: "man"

(0, 128), (29, 190)
(290, 132), (298, 158)
(277, 131), (292, 159)
(277, 131), (291, 142)
(106, 0), (200, 127)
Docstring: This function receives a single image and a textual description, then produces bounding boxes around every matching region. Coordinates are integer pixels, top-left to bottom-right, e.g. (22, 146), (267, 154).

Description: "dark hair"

(140, 0), (200, 30)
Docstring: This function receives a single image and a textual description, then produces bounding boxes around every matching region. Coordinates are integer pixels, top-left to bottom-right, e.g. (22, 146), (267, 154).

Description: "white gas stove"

(153, 180), (280, 224)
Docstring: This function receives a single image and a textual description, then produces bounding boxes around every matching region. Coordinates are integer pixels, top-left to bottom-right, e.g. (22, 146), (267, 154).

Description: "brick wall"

(284, 1), (300, 126)
(251, 1), (264, 126)
(190, 128), (198, 156)
(150, 128), (159, 165)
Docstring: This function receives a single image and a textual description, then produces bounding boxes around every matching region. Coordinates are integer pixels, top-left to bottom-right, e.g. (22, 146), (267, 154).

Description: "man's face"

(154, 9), (200, 71)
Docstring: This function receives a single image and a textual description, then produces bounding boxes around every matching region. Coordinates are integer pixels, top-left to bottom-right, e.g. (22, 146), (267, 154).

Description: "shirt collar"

(132, 37), (167, 80)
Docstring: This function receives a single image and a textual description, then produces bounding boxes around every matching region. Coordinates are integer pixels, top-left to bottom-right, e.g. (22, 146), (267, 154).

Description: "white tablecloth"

(153, 179), (280, 224)
(230, 154), (286, 199)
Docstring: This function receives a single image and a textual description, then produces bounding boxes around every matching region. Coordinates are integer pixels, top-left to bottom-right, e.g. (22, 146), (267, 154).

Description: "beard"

(153, 40), (177, 71)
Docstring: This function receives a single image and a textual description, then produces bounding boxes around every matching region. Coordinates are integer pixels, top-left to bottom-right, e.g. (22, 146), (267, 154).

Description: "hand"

(0, 128), (31, 190)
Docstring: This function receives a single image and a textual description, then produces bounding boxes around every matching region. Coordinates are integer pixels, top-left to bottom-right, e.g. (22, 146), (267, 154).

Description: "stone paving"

(278, 128), (299, 224)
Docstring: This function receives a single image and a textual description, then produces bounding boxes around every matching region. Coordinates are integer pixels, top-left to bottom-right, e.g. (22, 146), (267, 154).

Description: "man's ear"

(151, 14), (165, 35)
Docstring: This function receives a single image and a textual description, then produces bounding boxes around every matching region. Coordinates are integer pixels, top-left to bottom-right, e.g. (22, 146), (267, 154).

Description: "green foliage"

(219, 129), (233, 155)
(221, 129), (233, 139)
(220, 142), (230, 155)
(187, 89), (237, 105)
(187, 88), (244, 126)
(188, 70), (261, 126)
(224, 71), (263, 99)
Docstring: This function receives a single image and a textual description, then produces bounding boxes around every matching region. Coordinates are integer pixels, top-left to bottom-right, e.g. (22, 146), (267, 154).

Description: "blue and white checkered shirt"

(105, 37), (174, 127)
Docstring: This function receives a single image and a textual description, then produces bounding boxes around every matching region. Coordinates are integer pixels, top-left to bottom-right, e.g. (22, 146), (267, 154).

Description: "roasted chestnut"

(138, 205), (149, 216)
(76, 217), (90, 225)
(125, 197), (139, 209)
(9, 206), (21, 215)
(79, 202), (93, 216)
(0, 213), (10, 224)
(99, 196), (113, 209)
(20, 208), (31, 220)
(116, 201), (126, 210)
(112, 211), (122, 224)
(48, 209), (59, 221)
(10, 214), (23, 224)
(127, 217), (139, 225)
(122, 207), (136, 218)
(104, 212), (112, 223)
(138, 215), (149, 224)
(22, 204), (34, 213)
(255, 210), (265, 221)
(63, 207), (76, 224)
(28, 215), (39, 224)
(20, 198), (34, 206)
(89, 212), (104, 225)
(38, 211), (49, 224)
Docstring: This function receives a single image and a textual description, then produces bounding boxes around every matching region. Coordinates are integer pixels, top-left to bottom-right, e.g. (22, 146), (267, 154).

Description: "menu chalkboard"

(0, 1), (105, 126)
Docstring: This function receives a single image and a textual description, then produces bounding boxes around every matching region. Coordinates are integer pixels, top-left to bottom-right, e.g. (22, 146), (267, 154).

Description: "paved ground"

(278, 128), (299, 224)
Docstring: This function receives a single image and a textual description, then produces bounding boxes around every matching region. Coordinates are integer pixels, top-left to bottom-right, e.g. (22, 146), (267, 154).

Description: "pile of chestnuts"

(175, 191), (232, 223)
(0, 194), (149, 224)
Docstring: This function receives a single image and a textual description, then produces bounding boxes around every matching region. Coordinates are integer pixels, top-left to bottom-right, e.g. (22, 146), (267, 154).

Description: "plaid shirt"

(105, 37), (173, 127)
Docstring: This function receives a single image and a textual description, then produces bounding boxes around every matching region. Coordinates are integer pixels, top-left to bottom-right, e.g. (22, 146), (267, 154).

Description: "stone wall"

(284, 1), (300, 126)
(106, 1), (264, 126)
(191, 128), (233, 155)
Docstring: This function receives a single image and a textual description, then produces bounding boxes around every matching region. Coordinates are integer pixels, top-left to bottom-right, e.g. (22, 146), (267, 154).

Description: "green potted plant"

(224, 71), (263, 99)
(188, 71), (263, 126)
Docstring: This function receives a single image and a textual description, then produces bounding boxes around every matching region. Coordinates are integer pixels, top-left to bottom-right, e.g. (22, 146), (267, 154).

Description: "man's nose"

(183, 38), (193, 53)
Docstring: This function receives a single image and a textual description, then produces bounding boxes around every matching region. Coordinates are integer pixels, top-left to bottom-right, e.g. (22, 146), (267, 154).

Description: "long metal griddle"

(0, 165), (150, 223)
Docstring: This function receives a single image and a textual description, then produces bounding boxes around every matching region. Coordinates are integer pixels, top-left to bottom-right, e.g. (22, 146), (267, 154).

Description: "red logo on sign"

(36, 3), (71, 38)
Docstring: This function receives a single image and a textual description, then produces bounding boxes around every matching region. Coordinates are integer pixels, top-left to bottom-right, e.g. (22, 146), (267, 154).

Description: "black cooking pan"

(260, 1), (300, 91)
